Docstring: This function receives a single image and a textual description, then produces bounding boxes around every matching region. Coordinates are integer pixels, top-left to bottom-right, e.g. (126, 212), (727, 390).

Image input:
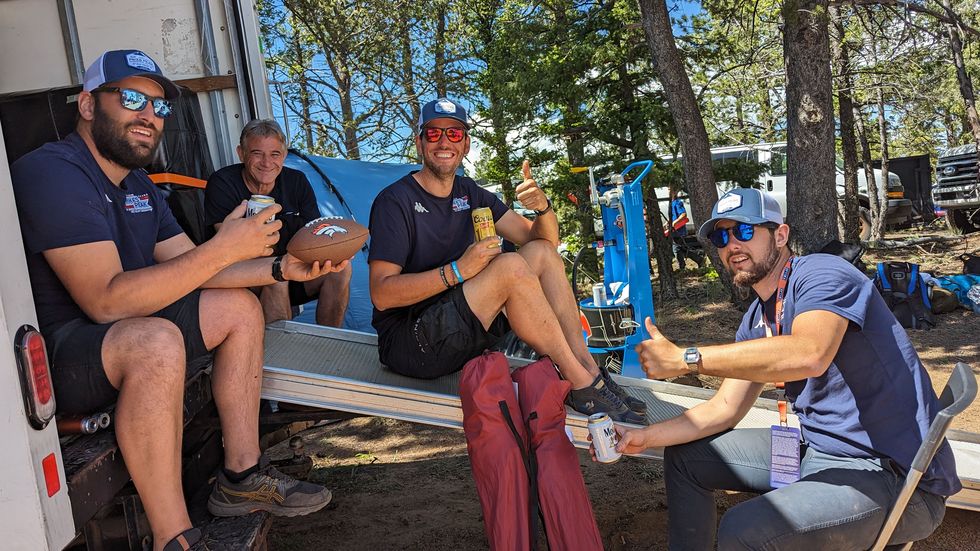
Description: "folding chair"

(870, 362), (977, 551)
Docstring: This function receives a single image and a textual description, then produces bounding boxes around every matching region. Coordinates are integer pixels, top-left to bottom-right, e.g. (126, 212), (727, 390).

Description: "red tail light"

(15, 325), (56, 429)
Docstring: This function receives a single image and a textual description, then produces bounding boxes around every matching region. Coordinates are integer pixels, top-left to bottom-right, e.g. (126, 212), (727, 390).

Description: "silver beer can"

(247, 194), (276, 221)
(588, 412), (621, 464)
(592, 283), (607, 307)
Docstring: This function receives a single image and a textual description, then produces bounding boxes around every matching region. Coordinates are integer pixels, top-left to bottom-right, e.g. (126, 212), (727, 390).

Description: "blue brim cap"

(83, 49), (180, 99)
(697, 188), (784, 239)
(417, 97), (469, 132)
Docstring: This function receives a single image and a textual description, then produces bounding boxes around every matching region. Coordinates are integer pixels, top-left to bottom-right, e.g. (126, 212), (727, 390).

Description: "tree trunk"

(874, 86), (890, 241)
(854, 104), (879, 238)
(831, 7), (860, 242)
(783, 0), (837, 254)
(434, 5), (448, 98)
(941, 0), (980, 147)
(290, 15), (314, 150)
(636, 0), (733, 297)
(399, 16), (420, 156)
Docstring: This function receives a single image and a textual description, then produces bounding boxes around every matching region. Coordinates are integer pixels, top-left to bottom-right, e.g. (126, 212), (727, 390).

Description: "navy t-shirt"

(736, 253), (960, 496)
(368, 173), (508, 335)
(204, 164), (321, 257)
(11, 132), (183, 333)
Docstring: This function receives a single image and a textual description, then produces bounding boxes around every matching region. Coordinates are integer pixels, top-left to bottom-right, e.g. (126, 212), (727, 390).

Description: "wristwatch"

(271, 255), (287, 282)
(683, 347), (702, 375)
(534, 198), (553, 216)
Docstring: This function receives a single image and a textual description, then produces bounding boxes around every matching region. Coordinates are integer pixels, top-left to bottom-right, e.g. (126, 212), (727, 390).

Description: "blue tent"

(284, 152), (420, 333)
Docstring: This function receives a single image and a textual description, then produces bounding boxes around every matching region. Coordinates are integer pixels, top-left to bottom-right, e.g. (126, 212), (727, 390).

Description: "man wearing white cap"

(368, 97), (645, 424)
(607, 188), (959, 550)
(11, 50), (343, 551)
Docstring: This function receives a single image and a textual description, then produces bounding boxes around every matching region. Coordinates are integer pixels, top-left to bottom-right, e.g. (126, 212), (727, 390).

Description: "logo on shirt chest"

(452, 196), (471, 212)
(124, 193), (153, 214)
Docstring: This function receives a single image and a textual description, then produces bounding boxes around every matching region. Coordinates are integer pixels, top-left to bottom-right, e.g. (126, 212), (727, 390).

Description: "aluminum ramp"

(260, 321), (980, 511)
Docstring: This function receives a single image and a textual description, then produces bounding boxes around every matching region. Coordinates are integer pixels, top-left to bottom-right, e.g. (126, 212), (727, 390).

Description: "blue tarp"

(284, 152), (420, 333)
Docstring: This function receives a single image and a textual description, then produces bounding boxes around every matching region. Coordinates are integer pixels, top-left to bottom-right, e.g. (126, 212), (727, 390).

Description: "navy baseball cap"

(697, 188), (784, 239)
(417, 98), (469, 131)
(83, 49), (179, 99)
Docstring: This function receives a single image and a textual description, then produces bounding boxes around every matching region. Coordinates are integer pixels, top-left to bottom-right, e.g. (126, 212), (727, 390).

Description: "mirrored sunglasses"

(92, 87), (173, 119)
(422, 127), (466, 143)
(708, 222), (775, 248)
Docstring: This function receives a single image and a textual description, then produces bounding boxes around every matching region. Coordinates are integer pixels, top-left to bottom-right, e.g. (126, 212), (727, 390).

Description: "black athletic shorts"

(46, 290), (210, 415)
(288, 280), (314, 307)
(378, 286), (510, 379)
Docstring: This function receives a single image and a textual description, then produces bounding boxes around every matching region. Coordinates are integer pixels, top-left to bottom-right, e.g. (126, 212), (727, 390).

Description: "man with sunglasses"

(11, 50), (342, 551)
(368, 98), (644, 424)
(204, 118), (353, 327)
(607, 187), (958, 549)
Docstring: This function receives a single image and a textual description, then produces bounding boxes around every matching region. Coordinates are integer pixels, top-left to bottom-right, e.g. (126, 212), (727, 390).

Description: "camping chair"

(870, 362), (977, 551)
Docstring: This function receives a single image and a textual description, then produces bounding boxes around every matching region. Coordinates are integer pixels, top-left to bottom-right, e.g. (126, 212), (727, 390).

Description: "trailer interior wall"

(0, 0), (248, 171)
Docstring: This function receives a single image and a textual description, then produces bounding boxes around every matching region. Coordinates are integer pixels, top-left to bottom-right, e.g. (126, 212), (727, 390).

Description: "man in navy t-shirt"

(368, 98), (643, 424)
(205, 119), (352, 327)
(11, 50), (342, 550)
(614, 188), (959, 550)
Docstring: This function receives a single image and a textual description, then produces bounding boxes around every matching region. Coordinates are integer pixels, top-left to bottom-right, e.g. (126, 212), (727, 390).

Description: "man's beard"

(91, 98), (160, 169)
(728, 234), (781, 289)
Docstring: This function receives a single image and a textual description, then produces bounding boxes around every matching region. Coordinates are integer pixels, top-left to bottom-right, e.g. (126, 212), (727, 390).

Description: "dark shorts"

(288, 280), (314, 307)
(46, 290), (211, 415)
(378, 286), (510, 379)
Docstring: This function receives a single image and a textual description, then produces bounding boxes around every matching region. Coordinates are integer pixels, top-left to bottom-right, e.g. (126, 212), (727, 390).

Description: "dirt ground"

(267, 229), (980, 550)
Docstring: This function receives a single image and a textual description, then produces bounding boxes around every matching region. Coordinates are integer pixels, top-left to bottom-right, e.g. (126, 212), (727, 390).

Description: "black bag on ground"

(873, 262), (935, 330)
(960, 253), (980, 275)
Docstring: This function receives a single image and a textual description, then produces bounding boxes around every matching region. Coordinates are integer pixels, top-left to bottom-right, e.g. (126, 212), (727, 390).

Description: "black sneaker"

(600, 365), (648, 414)
(208, 454), (332, 518)
(567, 375), (647, 425)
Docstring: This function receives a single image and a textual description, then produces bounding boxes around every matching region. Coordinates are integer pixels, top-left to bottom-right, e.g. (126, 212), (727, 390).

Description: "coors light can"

(589, 412), (621, 464)
(247, 194), (276, 221)
(472, 207), (496, 242)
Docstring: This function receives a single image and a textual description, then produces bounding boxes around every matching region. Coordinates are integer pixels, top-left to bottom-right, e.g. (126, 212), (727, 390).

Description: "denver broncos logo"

(310, 223), (348, 237)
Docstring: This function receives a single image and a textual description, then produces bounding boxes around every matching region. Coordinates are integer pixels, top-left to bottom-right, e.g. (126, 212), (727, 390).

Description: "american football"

(286, 217), (368, 265)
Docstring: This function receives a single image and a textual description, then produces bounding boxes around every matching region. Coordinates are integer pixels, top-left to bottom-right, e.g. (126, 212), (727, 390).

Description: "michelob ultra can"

(588, 412), (621, 464)
(247, 194), (276, 220)
(472, 207), (496, 242)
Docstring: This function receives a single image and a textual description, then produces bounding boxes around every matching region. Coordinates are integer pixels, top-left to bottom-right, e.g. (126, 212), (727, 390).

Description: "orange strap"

(148, 172), (207, 189)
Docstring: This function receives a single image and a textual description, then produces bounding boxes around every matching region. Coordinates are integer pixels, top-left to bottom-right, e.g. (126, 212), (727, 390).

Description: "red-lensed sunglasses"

(421, 127), (467, 143)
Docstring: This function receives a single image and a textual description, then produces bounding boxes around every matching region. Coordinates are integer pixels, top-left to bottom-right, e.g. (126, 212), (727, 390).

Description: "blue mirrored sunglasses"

(708, 222), (776, 248)
(92, 87), (173, 118)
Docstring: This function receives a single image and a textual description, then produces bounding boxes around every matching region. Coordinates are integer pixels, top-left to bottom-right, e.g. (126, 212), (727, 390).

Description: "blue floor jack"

(580, 161), (657, 378)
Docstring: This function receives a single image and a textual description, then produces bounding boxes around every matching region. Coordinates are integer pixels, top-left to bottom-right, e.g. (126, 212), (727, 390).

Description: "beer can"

(247, 194), (276, 221)
(588, 413), (621, 464)
(472, 207), (496, 242)
(592, 283), (607, 307)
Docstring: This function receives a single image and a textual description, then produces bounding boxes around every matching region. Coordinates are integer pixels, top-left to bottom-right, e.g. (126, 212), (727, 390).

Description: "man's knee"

(105, 318), (186, 386)
(322, 262), (353, 291)
(518, 238), (561, 270)
(485, 252), (535, 283)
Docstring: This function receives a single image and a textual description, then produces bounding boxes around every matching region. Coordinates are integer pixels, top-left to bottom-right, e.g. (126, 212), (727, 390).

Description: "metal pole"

(56, 0), (85, 85)
(193, 0), (234, 168)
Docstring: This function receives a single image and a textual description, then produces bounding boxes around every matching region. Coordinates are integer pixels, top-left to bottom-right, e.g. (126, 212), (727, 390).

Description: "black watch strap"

(271, 255), (287, 282)
(534, 198), (553, 215)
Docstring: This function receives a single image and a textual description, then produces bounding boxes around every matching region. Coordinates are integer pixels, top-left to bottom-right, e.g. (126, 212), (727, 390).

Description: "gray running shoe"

(600, 365), (648, 414)
(567, 375), (647, 425)
(208, 454), (331, 518)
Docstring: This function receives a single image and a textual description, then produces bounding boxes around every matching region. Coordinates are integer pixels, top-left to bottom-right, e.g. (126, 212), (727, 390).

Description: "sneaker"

(208, 454), (332, 518)
(567, 374), (647, 425)
(599, 365), (648, 414)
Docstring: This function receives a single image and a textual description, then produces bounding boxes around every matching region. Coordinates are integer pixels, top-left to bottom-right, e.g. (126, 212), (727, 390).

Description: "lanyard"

(762, 257), (794, 426)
